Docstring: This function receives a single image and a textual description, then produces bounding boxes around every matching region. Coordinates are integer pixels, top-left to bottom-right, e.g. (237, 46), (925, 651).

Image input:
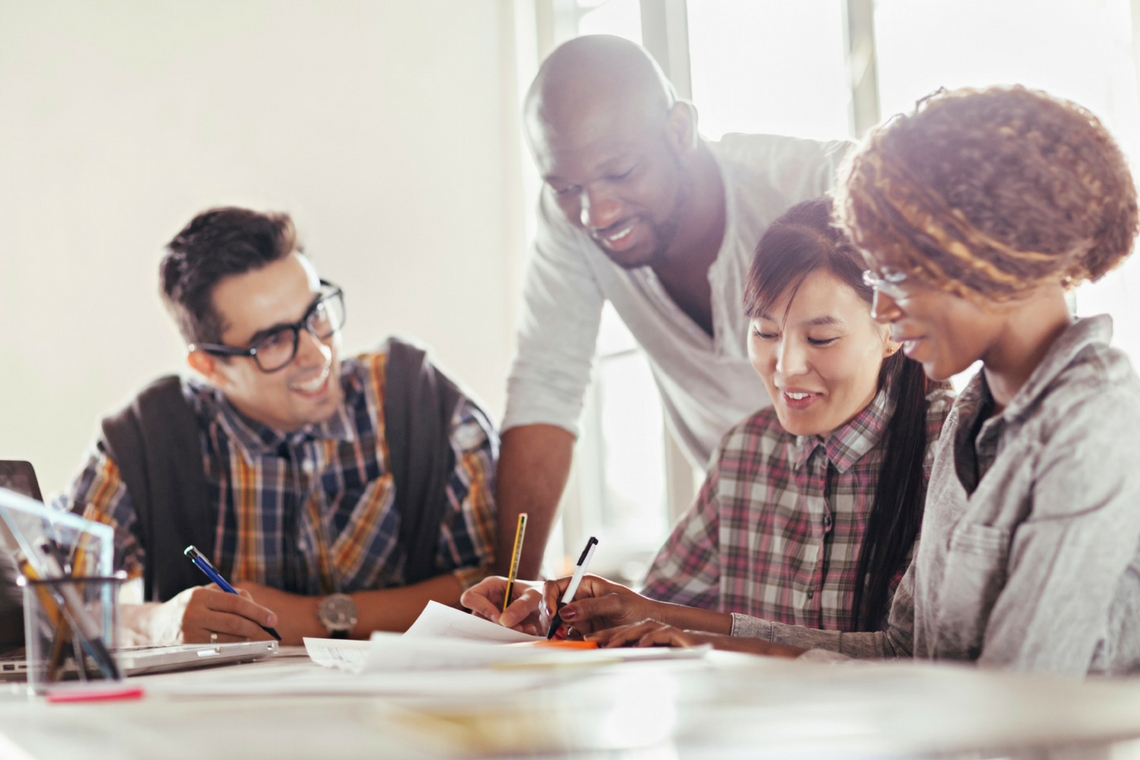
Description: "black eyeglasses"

(192, 280), (346, 373)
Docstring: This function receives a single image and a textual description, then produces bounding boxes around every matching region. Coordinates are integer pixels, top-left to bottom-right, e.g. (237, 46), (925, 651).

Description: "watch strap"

(318, 592), (358, 638)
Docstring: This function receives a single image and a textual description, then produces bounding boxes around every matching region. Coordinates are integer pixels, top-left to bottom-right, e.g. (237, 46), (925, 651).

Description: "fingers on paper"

(460, 577), (506, 623)
(590, 619), (685, 649)
(499, 587), (544, 629)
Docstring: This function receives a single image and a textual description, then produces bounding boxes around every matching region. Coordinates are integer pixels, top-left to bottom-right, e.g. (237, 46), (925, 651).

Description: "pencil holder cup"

(19, 573), (124, 693)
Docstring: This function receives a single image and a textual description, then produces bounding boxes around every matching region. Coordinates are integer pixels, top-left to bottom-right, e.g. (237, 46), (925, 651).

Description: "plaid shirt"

(643, 385), (954, 632)
(61, 349), (497, 595)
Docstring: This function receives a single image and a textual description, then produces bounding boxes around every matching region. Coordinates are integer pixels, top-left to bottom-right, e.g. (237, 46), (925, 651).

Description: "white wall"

(0, 0), (530, 495)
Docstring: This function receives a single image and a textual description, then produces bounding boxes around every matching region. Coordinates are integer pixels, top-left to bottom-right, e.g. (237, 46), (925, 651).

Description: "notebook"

(0, 460), (278, 679)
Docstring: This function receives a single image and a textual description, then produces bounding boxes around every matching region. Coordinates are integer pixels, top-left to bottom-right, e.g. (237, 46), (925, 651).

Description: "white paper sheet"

(305, 601), (711, 674)
(403, 601), (540, 643)
(306, 633), (554, 673)
(303, 638), (371, 672)
(364, 633), (710, 672)
(364, 632), (543, 671)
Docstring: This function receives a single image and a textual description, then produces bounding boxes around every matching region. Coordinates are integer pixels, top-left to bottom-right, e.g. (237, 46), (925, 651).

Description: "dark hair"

(837, 85), (1139, 300)
(743, 197), (932, 631)
(160, 207), (298, 345)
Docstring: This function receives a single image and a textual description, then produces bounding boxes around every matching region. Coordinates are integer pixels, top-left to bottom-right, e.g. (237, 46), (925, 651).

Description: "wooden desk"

(1, 648), (1140, 758)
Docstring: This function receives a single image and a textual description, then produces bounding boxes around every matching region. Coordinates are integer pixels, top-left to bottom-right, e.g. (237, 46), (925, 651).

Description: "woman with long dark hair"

(462, 195), (953, 637)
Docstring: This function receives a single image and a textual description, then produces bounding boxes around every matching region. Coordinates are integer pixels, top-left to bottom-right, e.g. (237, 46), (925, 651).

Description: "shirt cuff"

(730, 612), (851, 663)
(502, 377), (586, 437)
(730, 612), (773, 639)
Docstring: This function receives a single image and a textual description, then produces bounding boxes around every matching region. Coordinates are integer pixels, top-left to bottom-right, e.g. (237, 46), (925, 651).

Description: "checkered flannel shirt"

(61, 349), (498, 595)
(643, 385), (954, 632)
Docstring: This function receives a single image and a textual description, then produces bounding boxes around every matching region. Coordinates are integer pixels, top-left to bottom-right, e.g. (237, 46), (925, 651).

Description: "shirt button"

(806, 588), (815, 600)
(822, 514), (833, 530)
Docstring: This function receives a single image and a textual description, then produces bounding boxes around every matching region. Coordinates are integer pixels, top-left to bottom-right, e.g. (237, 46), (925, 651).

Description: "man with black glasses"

(60, 207), (497, 646)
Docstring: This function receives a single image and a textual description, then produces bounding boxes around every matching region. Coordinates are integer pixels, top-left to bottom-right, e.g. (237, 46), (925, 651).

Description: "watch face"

(320, 594), (357, 631)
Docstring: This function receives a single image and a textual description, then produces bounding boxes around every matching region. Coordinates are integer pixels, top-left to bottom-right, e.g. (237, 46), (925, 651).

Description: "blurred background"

(3, 0), (1139, 580)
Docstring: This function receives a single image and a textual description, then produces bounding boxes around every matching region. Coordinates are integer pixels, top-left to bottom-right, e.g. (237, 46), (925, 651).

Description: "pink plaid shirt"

(643, 385), (954, 632)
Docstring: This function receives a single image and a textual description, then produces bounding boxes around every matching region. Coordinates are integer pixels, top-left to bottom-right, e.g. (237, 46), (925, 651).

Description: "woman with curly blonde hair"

(594, 86), (1140, 676)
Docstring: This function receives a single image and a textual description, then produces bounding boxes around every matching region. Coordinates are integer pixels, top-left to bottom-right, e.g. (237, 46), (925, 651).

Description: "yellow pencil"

(16, 556), (61, 628)
(18, 555), (72, 680)
(501, 513), (528, 615)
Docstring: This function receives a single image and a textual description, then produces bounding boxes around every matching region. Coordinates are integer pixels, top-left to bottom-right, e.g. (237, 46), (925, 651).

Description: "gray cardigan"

(732, 316), (1140, 676)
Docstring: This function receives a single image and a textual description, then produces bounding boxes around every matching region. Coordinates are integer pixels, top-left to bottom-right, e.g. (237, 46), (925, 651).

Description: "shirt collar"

(949, 316), (1112, 493)
(794, 379), (896, 474)
(954, 314), (1112, 427)
(1003, 315), (1112, 421)
(190, 370), (357, 460)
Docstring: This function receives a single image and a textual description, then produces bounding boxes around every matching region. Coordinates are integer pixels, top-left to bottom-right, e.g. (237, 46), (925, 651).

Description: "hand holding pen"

(546, 537), (598, 639)
(541, 568), (662, 638)
(184, 546), (281, 641)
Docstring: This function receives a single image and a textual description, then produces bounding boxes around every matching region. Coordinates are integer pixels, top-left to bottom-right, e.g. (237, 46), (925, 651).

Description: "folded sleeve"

(502, 193), (605, 436)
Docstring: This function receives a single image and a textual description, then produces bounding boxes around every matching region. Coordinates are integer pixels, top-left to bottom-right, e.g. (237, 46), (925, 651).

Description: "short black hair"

(160, 207), (298, 345)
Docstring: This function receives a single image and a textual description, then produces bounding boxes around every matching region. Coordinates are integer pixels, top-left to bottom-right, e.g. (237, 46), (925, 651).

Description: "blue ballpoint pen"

(184, 545), (282, 641)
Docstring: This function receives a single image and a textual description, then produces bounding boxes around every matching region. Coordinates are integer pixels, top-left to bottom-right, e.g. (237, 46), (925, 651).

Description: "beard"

(600, 162), (693, 270)
(643, 208), (683, 268)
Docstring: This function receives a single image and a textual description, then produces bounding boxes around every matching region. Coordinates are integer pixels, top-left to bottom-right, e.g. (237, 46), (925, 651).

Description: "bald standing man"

(497, 35), (848, 579)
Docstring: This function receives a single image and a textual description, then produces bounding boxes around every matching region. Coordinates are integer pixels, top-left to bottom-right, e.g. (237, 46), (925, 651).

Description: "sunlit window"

(874, 0), (1140, 362)
(574, 303), (669, 576)
(576, 0), (641, 43)
(875, 0), (1135, 124)
(687, 0), (850, 140)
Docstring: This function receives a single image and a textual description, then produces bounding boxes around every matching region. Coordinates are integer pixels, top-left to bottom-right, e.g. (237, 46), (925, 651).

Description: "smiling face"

(868, 278), (1001, 383)
(750, 270), (896, 438)
(528, 97), (693, 270)
(189, 252), (343, 432)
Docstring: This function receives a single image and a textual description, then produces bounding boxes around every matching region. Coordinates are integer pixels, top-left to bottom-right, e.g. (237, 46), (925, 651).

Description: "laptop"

(0, 461), (278, 679)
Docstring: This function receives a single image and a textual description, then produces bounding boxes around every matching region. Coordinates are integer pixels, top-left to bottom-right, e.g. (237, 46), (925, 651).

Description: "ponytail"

(848, 352), (930, 630)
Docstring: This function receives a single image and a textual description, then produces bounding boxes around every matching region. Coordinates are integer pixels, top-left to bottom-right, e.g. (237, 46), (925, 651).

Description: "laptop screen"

(0, 461), (42, 651)
(0, 462), (43, 503)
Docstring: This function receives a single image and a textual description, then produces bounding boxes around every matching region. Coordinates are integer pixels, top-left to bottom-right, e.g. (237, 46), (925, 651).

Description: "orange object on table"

(528, 639), (598, 650)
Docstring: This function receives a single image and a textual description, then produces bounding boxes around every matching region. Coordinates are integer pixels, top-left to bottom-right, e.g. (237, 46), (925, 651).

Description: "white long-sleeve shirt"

(503, 133), (850, 466)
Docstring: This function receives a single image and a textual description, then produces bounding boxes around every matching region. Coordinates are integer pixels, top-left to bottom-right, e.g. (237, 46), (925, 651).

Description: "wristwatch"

(317, 593), (358, 639)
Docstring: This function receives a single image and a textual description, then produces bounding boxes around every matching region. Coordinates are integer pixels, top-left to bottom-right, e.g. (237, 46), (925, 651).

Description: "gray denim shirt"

(732, 315), (1140, 675)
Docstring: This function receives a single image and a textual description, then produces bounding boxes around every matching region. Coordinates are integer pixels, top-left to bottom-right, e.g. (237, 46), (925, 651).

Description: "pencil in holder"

(19, 573), (124, 693)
